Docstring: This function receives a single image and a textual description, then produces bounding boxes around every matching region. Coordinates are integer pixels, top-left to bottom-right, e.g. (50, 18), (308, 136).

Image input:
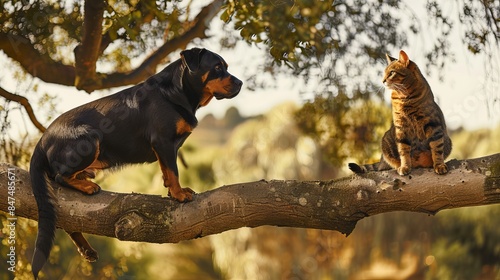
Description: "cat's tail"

(348, 160), (391, 174)
(30, 145), (57, 279)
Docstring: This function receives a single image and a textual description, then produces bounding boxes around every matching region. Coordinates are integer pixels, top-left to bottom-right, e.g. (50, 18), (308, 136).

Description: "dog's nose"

(233, 77), (243, 90)
(234, 77), (243, 86)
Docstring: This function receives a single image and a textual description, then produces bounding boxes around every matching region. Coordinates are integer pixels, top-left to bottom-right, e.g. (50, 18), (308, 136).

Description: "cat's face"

(383, 50), (413, 92)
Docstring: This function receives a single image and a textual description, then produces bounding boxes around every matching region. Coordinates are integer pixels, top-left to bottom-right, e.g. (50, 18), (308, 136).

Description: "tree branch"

(92, 0), (224, 92)
(1, 154), (499, 243)
(0, 0), (223, 93)
(0, 86), (46, 133)
(0, 33), (75, 87)
(74, 0), (106, 91)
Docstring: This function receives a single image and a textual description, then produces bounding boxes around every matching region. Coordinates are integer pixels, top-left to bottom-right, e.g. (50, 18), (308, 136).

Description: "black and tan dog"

(30, 48), (242, 278)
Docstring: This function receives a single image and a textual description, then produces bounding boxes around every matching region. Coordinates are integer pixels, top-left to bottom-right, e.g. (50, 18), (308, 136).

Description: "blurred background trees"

(1, 0), (499, 279)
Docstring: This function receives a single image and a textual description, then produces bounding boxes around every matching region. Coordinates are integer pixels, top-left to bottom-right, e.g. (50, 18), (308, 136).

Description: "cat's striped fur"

(349, 50), (452, 175)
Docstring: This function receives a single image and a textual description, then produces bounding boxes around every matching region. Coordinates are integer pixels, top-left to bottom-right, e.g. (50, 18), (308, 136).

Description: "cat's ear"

(399, 50), (410, 67)
(385, 54), (396, 65)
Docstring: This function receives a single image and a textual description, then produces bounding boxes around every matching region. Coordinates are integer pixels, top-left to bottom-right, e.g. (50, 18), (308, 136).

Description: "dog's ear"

(181, 48), (206, 73)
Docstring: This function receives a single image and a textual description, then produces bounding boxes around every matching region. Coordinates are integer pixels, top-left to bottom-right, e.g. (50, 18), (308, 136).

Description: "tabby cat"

(349, 50), (452, 175)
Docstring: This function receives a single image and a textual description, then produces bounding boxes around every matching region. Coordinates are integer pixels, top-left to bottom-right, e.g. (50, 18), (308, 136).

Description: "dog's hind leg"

(67, 231), (99, 262)
(50, 138), (105, 195)
(55, 173), (101, 194)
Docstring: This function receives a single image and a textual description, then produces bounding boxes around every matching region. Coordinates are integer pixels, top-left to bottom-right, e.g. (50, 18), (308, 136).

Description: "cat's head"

(383, 50), (415, 92)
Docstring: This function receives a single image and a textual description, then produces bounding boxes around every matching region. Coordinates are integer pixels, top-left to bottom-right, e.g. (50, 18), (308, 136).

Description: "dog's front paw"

(169, 187), (195, 202)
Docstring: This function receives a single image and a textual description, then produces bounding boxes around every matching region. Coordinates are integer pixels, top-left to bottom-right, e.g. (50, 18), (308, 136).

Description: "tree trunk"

(1, 153), (499, 243)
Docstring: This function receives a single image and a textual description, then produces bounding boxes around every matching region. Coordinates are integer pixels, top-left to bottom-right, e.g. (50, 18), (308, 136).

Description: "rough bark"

(1, 153), (499, 243)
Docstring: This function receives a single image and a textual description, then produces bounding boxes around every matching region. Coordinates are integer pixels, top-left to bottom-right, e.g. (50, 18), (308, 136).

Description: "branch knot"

(115, 211), (144, 240)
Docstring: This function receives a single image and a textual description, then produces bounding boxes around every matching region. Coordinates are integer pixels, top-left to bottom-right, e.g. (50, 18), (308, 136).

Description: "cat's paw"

(397, 165), (411, 176)
(434, 163), (448, 175)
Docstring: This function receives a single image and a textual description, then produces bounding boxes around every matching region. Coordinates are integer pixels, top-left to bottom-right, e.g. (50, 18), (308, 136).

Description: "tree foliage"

(431, 206), (500, 279)
(225, 0), (498, 81)
(295, 96), (391, 166)
(0, 0), (223, 93)
(224, 0), (406, 75)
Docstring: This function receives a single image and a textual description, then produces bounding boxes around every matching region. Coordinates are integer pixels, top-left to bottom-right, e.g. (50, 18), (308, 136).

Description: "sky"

(1, 1), (499, 139)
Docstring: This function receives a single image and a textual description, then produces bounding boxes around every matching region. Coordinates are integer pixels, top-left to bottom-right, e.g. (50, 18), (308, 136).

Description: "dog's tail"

(30, 146), (57, 279)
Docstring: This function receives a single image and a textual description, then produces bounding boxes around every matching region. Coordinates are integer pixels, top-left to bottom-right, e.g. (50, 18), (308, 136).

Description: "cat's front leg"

(395, 130), (412, 175)
(396, 143), (411, 175)
(429, 137), (448, 175)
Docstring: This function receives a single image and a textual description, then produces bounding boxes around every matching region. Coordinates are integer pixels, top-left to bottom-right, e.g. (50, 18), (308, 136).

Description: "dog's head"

(181, 48), (243, 107)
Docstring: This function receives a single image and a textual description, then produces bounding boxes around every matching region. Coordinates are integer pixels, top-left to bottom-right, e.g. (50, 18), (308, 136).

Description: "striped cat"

(349, 50), (452, 175)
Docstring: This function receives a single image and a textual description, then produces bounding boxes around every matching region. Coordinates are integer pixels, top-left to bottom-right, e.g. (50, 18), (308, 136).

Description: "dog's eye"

(215, 65), (223, 72)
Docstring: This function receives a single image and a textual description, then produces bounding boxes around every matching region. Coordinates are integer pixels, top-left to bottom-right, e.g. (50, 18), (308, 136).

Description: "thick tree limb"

(0, 32), (76, 87)
(1, 154), (499, 243)
(0, 86), (46, 133)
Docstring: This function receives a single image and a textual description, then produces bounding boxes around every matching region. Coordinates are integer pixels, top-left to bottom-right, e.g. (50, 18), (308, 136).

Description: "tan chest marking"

(176, 119), (192, 135)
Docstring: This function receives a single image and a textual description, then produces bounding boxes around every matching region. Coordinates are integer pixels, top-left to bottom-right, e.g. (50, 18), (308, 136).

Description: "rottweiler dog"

(30, 48), (242, 278)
